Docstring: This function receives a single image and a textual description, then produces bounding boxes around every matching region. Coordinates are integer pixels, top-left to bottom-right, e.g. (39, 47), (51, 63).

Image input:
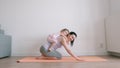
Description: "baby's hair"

(60, 28), (69, 32)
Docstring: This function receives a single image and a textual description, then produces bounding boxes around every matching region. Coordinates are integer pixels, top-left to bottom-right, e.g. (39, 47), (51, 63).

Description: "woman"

(40, 31), (82, 61)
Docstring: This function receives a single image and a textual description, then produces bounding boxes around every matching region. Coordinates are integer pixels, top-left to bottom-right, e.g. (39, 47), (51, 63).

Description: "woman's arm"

(60, 37), (82, 61)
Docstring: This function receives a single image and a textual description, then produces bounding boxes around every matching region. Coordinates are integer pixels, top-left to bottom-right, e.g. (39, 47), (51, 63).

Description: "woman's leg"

(46, 50), (62, 60)
(40, 45), (62, 60)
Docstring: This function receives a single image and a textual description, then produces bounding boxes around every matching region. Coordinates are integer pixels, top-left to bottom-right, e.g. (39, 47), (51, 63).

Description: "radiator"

(105, 15), (120, 57)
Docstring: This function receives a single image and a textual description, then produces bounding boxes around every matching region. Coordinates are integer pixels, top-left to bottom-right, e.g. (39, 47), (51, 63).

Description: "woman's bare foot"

(36, 55), (46, 59)
(36, 57), (41, 59)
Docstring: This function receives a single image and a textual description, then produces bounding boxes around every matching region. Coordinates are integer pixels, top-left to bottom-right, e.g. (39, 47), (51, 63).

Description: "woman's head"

(60, 28), (69, 36)
(67, 31), (77, 46)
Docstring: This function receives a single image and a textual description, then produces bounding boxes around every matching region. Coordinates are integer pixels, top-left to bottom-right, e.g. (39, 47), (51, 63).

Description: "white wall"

(0, 0), (109, 56)
(110, 0), (120, 15)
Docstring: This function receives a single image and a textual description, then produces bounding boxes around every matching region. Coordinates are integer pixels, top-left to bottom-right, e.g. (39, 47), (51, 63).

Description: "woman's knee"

(40, 46), (47, 56)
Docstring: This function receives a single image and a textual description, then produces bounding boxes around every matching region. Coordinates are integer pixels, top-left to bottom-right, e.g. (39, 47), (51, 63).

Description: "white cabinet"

(0, 35), (11, 58)
(0, 27), (11, 58)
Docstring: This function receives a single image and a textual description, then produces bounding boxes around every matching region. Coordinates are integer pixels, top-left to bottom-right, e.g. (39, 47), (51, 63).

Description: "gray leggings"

(40, 46), (62, 59)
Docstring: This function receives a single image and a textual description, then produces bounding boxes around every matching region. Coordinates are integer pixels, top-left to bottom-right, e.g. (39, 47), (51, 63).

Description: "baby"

(47, 28), (69, 52)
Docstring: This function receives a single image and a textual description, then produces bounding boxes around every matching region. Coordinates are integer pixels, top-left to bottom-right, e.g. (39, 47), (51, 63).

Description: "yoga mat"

(17, 56), (107, 63)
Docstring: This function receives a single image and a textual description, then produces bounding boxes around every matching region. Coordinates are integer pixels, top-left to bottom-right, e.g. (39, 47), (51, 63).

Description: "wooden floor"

(0, 55), (120, 68)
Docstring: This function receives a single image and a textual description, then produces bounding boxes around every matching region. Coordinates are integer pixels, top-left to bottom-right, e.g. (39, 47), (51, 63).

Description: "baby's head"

(60, 28), (69, 36)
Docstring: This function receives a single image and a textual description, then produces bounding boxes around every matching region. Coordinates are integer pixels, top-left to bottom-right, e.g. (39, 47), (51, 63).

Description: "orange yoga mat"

(17, 56), (107, 63)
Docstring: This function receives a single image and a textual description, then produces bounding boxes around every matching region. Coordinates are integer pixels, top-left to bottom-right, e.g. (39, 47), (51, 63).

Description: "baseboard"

(108, 51), (120, 57)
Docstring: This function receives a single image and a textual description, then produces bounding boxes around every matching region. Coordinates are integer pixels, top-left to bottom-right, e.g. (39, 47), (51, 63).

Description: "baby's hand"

(48, 49), (52, 52)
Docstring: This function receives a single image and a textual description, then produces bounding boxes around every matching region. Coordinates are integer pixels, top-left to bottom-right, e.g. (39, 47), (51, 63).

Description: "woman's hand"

(75, 57), (84, 61)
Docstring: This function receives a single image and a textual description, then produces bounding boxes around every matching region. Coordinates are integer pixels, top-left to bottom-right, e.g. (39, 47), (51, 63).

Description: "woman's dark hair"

(69, 31), (77, 46)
